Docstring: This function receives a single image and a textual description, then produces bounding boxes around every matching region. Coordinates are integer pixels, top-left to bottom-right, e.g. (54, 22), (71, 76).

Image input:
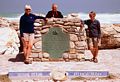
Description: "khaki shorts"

(88, 37), (100, 48)
(23, 33), (34, 44)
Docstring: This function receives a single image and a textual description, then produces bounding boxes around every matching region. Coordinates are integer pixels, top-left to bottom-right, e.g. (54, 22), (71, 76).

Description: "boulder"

(100, 24), (120, 49)
(0, 27), (20, 55)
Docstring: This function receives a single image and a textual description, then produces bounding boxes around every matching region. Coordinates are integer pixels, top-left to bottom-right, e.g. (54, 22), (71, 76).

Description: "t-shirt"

(46, 11), (63, 18)
(20, 13), (45, 36)
(84, 19), (101, 38)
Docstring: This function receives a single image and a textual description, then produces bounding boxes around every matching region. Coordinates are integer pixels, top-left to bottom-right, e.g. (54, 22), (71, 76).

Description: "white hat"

(25, 5), (32, 10)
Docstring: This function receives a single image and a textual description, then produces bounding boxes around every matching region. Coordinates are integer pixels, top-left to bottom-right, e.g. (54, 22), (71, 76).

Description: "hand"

(44, 18), (48, 24)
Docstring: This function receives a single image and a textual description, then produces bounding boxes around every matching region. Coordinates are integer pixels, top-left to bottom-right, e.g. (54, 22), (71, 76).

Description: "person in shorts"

(84, 11), (101, 63)
(20, 5), (46, 64)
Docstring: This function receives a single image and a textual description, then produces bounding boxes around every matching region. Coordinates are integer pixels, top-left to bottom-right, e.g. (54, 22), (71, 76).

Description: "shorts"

(88, 37), (100, 48)
(23, 33), (34, 44)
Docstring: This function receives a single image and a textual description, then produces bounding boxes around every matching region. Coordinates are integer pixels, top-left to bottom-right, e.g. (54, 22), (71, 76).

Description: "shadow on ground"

(8, 52), (24, 62)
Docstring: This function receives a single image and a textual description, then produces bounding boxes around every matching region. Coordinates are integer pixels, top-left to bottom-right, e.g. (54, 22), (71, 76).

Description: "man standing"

(84, 11), (101, 63)
(20, 5), (46, 64)
(46, 3), (63, 18)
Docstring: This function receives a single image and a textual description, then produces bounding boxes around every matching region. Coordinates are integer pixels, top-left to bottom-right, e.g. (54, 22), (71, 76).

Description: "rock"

(43, 52), (50, 58)
(34, 41), (42, 49)
(74, 23), (81, 26)
(56, 21), (64, 25)
(0, 27), (20, 55)
(33, 38), (42, 44)
(76, 53), (85, 59)
(64, 22), (74, 26)
(99, 24), (120, 48)
(47, 21), (55, 25)
(113, 25), (120, 33)
(75, 41), (87, 47)
(63, 26), (71, 29)
(38, 52), (43, 58)
(35, 30), (41, 34)
(34, 23), (42, 27)
(62, 18), (69, 22)
(113, 34), (120, 38)
(40, 28), (49, 34)
(50, 68), (67, 81)
(61, 28), (69, 33)
(30, 53), (39, 58)
(70, 41), (75, 48)
(0, 18), (9, 27)
(68, 18), (81, 23)
(69, 53), (76, 58)
(62, 53), (69, 59)
(9, 21), (19, 30)
(34, 34), (42, 38)
(101, 24), (117, 35)
(69, 48), (76, 54)
(34, 27), (41, 30)
(76, 50), (85, 54)
(75, 46), (85, 50)
(70, 34), (78, 42)
(53, 24), (63, 27)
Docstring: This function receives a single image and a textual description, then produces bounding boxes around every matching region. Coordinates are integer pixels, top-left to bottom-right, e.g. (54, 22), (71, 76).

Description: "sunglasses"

(25, 9), (31, 11)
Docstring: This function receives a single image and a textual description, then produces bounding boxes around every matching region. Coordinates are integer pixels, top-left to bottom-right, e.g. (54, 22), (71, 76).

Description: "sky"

(0, 0), (119, 14)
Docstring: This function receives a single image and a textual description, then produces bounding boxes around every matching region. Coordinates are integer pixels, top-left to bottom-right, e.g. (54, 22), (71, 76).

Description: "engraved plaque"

(42, 27), (69, 59)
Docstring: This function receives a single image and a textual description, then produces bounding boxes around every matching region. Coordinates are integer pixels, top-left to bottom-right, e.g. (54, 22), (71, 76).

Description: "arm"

(59, 11), (63, 18)
(46, 11), (52, 18)
(34, 15), (46, 20)
(84, 20), (87, 25)
(19, 17), (24, 37)
(97, 21), (101, 38)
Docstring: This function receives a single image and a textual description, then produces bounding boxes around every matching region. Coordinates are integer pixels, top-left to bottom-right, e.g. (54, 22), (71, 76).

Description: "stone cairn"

(30, 17), (87, 62)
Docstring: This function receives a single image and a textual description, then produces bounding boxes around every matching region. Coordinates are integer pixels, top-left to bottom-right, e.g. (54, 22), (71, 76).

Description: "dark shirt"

(46, 11), (63, 18)
(84, 19), (101, 38)
(20, 13), (45, 37)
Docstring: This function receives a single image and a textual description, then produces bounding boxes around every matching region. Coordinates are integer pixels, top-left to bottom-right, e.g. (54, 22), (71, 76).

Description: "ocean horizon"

(0, 12), (120, 24)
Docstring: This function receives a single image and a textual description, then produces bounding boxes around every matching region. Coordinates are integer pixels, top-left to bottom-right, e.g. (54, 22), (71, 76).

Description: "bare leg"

(89, 47), (95, 58)
(26, 42), (33, 59)
(21, 37), (28, 59)
(24, 41), (28, 59)
(94, 47), (99, 59)
(92, 45), (99, 63)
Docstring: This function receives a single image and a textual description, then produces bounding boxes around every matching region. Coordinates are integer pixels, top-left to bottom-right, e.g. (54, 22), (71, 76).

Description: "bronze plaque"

(42, 27), (69, 59)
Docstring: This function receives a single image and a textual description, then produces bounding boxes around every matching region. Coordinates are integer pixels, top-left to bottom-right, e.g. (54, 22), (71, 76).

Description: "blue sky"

(0, 0), (119, 14)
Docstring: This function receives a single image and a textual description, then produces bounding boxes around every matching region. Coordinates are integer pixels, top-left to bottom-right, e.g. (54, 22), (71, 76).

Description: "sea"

(0, 13), (120, 24)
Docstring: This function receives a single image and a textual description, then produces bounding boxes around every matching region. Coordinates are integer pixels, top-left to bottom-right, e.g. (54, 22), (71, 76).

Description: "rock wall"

(31, 18), (86, 61)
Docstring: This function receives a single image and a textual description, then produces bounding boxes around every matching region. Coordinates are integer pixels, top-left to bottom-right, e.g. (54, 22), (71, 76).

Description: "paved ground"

(0, 50), (120, 82)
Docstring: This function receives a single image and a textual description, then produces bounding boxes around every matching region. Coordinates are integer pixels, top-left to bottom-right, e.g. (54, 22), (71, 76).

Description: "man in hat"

(20, 5), (46, 64)
(46, 3), (63, 18)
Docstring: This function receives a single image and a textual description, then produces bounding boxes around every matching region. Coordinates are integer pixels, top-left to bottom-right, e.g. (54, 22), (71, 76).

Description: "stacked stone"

(31, 17), (87, 61)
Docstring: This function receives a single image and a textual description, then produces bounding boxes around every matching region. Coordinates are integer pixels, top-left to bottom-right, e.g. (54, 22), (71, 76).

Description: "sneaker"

(93, 58), (98, 63)
(24, 59), (32, 64)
